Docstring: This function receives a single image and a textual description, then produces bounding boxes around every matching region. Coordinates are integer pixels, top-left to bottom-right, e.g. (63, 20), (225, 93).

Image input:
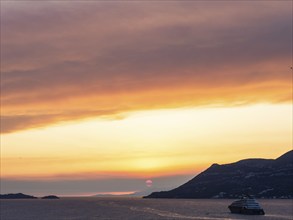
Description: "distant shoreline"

(0, 193), (59, 199)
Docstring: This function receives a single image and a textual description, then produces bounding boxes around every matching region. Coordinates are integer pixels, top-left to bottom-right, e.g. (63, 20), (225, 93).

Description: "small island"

(41, 195), (60, 199)
(0, 193), (37, 199)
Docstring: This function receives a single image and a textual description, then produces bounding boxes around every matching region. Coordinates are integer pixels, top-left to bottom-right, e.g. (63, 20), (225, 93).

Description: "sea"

(0, 198), (292, 220)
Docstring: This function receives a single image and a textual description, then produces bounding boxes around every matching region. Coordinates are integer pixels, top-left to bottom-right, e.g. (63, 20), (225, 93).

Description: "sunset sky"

(1, 1), (292, 196)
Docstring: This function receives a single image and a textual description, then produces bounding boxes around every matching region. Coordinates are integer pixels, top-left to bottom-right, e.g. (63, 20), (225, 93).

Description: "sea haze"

(0, 198), (292, 220)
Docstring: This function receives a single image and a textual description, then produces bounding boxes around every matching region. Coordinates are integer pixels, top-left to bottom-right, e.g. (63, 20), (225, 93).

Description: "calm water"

(0, 198), (292, 220)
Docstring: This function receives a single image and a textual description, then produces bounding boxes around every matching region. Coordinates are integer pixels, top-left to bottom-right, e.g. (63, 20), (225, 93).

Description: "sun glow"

(1, 104), (292, 179)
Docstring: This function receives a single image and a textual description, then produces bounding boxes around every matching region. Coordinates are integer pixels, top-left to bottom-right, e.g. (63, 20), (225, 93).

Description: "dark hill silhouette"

(275, 150), (293, 166)
(41, 195), (60, 199)
(0, 193), (37, 199)
(144, 150), (293, 199)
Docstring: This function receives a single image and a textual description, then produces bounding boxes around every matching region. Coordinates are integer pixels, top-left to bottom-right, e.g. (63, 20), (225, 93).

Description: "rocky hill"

(144, 150), (293, 199)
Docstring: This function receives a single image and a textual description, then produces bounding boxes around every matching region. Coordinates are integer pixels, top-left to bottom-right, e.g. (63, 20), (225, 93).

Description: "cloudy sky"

(1, 1), (292, 196)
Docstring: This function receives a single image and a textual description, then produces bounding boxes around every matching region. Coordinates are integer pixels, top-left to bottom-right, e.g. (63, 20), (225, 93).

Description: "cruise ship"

(228, 196), (265, 215)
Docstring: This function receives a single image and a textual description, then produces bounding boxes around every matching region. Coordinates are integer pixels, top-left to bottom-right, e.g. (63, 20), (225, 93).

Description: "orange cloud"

(1, 1), (292, 133)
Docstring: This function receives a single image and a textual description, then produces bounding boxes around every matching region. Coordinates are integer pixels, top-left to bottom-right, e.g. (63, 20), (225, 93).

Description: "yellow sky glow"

(1, 104), (291, 179)
(1, 2), (292, 196)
